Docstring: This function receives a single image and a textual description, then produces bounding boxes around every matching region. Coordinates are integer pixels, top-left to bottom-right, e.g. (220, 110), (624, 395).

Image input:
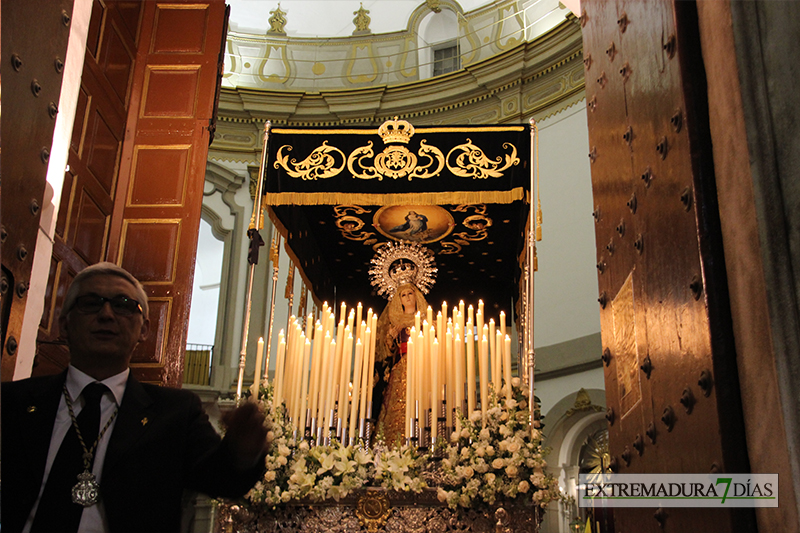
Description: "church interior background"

(3, 0), (799, 532)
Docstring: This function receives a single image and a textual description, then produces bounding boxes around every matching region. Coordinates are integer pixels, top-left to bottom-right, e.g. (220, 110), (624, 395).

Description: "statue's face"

(399, 287), (416, 313)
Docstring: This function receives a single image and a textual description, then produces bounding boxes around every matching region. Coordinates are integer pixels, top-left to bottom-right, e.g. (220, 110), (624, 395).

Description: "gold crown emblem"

(378, 117), (414, 144)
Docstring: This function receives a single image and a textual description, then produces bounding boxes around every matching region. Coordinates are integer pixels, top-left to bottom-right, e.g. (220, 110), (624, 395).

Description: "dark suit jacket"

(1, 372), (265, 533)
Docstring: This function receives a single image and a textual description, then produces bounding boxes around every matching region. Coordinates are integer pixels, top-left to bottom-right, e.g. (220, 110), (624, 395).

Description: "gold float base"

(216, 489), (541, 532)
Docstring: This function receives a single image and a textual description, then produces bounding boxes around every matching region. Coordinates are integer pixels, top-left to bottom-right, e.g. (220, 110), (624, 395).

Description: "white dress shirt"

(23, 365), (129, 533)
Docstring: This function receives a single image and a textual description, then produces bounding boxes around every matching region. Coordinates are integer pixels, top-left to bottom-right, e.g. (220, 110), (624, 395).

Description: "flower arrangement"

(244, 378), (559, 511)
(437, 377), (561, 509)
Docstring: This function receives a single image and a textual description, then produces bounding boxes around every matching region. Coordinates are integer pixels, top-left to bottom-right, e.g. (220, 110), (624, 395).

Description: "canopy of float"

(262, 121), (532, 318)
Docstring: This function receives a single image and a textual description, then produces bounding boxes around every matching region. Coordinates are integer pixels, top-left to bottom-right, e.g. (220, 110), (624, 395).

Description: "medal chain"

(62, 383), (119, 471)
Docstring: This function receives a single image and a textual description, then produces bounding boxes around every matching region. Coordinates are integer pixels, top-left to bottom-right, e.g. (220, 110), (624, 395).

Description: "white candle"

(349, 339), (364, 442)
(338, 329), (353, 440)
(298, 338), (312, 435)
(321, 337), (336, 438)
(431, 338), (439, 443)
(365, 314), (378, 416)
(358, 325), (371, 433)
(416, 329), (425, 433)
(273, 331), (286, 410)
(466, 323), (476, 417)
(445, 327), (454, 431)
(489, 319), (497, 389)
(309, 322), (323, 422)
(454, 332), (463, 433)
(480, 332), (489, 425)
(356, 303), (363, 344)
(406, 333), (415, 441)
(504, 334), (513, 401)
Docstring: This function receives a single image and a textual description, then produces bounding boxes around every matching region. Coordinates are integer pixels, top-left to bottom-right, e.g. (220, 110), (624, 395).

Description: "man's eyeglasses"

(72, 295), (143, 316)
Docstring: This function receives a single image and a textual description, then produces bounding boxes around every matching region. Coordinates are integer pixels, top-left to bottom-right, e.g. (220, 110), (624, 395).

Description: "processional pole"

(262, 232), (282, 389)
(236, 120), (272, 401)
(526, 117), (540, 433)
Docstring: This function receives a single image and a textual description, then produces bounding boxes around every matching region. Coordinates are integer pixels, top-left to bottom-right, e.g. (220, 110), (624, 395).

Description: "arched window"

(417, 8), (460, 80)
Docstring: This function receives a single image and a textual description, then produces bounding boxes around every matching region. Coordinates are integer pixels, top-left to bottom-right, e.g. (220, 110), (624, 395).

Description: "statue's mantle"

(216, 489), (540, 532)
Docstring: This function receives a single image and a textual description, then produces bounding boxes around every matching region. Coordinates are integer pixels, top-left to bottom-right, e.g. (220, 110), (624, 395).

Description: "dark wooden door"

(36, 0), (228, 388)
(581, 1), (755, 531)
(105, 0), (228, 386)
(35, 0), (142, 377)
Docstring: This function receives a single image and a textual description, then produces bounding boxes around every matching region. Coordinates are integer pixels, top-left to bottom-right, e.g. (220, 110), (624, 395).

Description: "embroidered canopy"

(262, 120), (532, 315)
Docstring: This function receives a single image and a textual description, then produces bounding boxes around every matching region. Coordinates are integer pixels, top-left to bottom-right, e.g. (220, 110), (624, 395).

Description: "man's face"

(59, 274), (149, 375)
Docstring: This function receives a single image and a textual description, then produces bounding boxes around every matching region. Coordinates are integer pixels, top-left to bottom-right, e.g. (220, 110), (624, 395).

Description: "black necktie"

(32, 382), (109, 533)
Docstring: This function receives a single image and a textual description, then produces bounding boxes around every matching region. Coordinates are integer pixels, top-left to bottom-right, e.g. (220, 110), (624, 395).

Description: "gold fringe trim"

(262, 188), (529, 208)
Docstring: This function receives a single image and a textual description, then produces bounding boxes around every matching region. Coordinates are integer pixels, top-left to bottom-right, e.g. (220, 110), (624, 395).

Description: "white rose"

(485, 445), (495, 456)
(460, 428), (470, 439)
(518, 480), (530, 493)
(469, 410), (483, 423)
(505, 465), (519, 478)
(264, 470), (277, 482)
(276, 455), (288, 466)
(278, 444), (291, 456)
(511, 377), (521, 387)
(507, 440), (521, 453)
(505, 398), (518, 410)
(485, 473), (496, 484)
(492, 458), (505, 469)
(475, 446), (486, 457)
(463, 466), (474, 479)
(479, 428), (491, 440)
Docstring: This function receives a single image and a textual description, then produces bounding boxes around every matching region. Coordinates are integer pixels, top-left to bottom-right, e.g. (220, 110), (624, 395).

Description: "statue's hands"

(222, 401), (269, 469)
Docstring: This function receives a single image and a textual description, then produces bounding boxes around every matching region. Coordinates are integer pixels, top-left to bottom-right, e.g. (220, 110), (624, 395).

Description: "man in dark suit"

(2, 262), (269, 533)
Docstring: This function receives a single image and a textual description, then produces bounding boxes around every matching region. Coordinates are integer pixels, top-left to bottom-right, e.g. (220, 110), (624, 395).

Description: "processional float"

(223, 118), (549, 532)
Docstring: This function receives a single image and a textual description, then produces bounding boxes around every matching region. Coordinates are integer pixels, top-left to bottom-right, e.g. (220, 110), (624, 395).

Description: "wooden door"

(36, 0), (228, 388)
(106, 0), (228, 386)
(581, 1), (756, 531)
(35, 0), (141, 376)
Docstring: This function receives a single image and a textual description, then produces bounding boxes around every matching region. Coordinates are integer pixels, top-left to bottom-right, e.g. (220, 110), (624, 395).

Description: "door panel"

(35, 0), (140, 375)
(581, 1), (754, 531)
(107, 1), (228, 386)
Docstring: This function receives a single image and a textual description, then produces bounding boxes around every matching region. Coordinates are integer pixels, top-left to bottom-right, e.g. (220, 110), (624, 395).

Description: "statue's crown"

(378, 117), (414, 144)
(390, 261), (417, 286)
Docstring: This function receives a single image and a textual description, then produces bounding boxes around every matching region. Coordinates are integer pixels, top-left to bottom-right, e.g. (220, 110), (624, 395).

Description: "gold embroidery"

(273, 141), (346, 180)
(446, 140), (519, 179)
(347, 140), (445, 181)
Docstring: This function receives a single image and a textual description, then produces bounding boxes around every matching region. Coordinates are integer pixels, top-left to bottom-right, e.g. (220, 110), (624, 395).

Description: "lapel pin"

(27, 405), (37, 413)
(141, 417), (149, 426)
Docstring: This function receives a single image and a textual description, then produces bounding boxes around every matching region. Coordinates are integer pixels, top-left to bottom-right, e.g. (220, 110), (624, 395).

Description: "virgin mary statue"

(368, 241), (437, 447)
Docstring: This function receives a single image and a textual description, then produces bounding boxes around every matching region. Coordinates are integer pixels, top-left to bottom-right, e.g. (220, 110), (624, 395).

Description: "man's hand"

(221, 402), (269, 469)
